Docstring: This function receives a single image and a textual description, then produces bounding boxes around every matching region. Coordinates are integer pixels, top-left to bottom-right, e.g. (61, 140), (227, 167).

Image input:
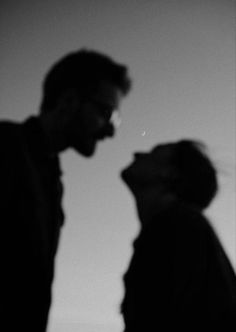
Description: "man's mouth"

(95, 132), (107, 140)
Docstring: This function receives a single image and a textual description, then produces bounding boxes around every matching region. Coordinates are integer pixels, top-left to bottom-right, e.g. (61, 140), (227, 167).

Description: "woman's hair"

(170, 139), (218, 209)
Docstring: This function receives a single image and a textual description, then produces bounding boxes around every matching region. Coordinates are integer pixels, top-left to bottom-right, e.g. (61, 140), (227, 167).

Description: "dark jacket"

(0, 117), (64, 331)
(121, 202), (236, 331)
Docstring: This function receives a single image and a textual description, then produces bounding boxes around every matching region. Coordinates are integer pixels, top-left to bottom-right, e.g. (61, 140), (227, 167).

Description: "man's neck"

(38, 112), (66, 156)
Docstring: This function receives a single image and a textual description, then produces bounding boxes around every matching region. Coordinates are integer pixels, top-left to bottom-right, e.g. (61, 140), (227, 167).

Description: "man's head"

(40, 49), (131, 156)
(121, 139), (218, 210)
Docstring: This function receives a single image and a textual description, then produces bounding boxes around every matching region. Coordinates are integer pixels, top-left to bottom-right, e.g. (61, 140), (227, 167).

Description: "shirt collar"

(23, 116), (58, 160)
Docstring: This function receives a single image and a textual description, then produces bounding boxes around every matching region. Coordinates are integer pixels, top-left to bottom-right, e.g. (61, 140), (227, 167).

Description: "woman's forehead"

(151, 144), (174, 159)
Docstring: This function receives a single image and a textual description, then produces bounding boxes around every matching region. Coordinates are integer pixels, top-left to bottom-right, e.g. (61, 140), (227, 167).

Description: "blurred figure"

(0, 49), (131, 332)
(121, 140), (236, 331)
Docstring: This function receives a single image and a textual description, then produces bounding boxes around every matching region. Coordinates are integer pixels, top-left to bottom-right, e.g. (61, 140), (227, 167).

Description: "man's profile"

(0, 49), (131, 332)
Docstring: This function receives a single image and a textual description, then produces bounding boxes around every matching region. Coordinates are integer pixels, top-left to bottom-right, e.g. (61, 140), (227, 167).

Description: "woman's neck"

(136, 192), (177, 226)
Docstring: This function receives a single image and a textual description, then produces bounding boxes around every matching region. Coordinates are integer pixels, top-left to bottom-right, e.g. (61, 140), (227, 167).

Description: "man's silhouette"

(121, 140), (236, 331)
(0, 49), (131, 332)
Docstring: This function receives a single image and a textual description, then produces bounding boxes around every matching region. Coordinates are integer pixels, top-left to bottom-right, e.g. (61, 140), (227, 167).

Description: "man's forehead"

(94, 80), (122, 107)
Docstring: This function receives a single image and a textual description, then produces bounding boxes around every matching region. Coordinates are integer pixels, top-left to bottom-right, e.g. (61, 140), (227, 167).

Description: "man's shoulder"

(0, 119), (25, 156)
(0, 119), (22, 137)
(0, 118), (25, 136)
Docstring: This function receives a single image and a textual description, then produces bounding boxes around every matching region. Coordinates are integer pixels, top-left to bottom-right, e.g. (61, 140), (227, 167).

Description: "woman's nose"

(134, 152), (146, 159)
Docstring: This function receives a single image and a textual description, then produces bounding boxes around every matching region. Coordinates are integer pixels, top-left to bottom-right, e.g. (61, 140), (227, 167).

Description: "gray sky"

(0, 1), (235, 331)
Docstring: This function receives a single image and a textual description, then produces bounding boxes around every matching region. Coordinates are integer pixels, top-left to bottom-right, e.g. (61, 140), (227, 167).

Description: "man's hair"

(170, 140), (218, 209)
(41, 49), (131, 111)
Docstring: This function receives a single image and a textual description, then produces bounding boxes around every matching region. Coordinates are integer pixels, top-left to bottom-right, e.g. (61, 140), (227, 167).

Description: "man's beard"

(67, 131), (97, 157)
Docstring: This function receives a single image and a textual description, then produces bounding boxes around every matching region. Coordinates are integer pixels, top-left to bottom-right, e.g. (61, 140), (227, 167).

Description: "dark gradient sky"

(0, 1), (235, 331)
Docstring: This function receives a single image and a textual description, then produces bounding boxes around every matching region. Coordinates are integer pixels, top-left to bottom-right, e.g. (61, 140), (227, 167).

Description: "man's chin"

(72, 141), (97, 157)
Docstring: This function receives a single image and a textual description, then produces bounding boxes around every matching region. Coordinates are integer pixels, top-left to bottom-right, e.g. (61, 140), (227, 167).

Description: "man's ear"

(56, 89), (82, 113)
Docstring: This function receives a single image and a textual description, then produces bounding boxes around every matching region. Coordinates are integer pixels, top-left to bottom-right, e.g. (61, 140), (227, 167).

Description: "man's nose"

(106, 123), (115, 137)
